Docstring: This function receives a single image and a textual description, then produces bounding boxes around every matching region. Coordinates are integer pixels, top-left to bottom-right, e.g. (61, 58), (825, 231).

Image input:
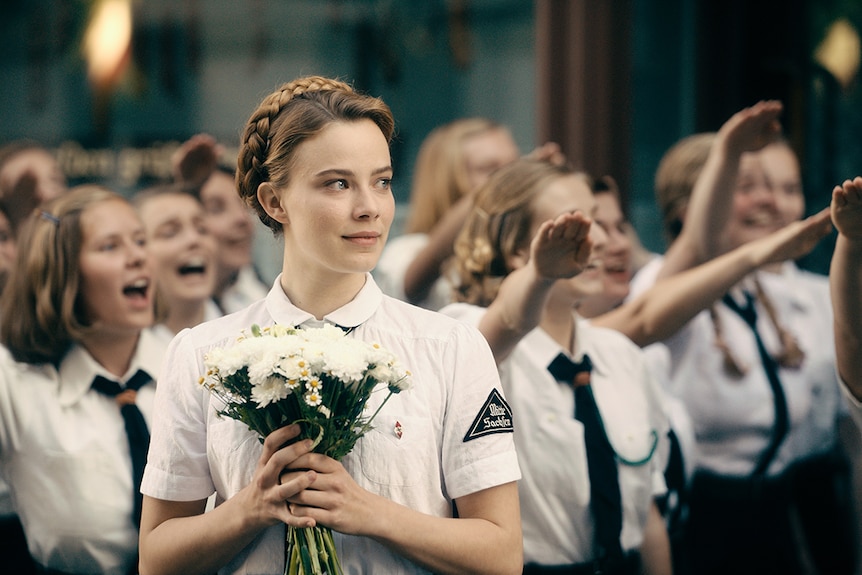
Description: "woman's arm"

(658, 100), (783, 280)
(594, 207), (832, 347)
(639, 501), (673, 575)
(403, 194), (474, 304)
(830, 177), (862, 400)
(139, 425), (318, 575)
(478, 211), (592, 363)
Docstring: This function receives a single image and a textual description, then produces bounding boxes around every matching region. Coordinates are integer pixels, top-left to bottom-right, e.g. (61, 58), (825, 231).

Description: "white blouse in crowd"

(641, 262), (843, 477)
(216, 264), (269, 315)
(0, 328), (165, 575)
(441, 303), (669, 566)
(142, 274), (521, 574)
(373, 232), (455, 311)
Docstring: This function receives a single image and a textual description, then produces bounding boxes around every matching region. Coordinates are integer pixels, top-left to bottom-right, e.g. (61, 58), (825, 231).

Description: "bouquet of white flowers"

(200, 323), (412, 575)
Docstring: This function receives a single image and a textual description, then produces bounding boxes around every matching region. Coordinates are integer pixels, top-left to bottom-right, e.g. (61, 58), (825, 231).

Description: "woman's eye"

(327, 179), (348, 190)
(377, 178), (392, 190)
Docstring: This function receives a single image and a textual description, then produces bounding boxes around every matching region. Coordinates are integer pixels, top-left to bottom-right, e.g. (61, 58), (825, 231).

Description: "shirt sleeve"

(141, 329), (216, 501)
(439, 321), (521, 500)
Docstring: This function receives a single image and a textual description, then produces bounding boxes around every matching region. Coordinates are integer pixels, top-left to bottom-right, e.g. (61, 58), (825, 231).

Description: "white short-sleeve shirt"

(142, 274), (521, 575)
(373, 233), (455, 310)
(653, 264), (842, 477)
(0, 328), (165, 575)
(441, 303), (668, 565)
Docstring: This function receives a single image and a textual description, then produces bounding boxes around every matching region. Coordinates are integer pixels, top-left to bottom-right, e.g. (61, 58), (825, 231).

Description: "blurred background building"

(1, 0), (860, 278)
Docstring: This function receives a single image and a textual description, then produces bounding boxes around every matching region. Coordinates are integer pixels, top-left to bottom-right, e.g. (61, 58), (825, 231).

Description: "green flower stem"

(364, 390), (395, 430)
(286, 526), (343, 575)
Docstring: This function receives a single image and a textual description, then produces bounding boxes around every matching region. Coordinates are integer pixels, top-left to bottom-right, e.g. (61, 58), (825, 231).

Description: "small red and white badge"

(394, 420), (403, 439)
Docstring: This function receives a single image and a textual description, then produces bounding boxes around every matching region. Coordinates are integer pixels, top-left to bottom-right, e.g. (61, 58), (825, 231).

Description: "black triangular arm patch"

(463, 388), (514, 442)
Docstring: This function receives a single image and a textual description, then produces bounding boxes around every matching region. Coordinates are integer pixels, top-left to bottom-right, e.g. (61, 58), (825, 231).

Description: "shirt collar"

(57, 328), (163, 407)
(532, 314), (592, 370)
(265, 273), (383, 330)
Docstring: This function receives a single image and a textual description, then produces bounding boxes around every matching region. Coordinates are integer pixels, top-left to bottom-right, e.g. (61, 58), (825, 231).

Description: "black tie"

(547, 353), (624, 560)
(722, 292), (789, 475)
(91, 369), (152, 528)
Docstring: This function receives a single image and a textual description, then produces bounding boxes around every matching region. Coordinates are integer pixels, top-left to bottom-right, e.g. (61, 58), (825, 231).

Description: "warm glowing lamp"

(814, 18), (861, 89)
(82, 0), (133, 92)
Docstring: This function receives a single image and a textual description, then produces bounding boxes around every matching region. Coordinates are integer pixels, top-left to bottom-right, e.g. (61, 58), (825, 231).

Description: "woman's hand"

(282, 452), (377, 535)
(529, 210), (593, 280)
(241, 424), (319, 529)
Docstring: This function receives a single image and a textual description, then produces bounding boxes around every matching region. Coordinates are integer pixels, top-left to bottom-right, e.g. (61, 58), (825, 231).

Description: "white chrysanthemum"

(205, 345), (247, 377)
(251, 374), (291, 407)
(246, 345), (284, 386)
(320, 343), (367, 383)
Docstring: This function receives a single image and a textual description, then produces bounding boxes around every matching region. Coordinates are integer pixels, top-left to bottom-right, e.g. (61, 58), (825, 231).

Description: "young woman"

(139, 76), (522, 575)
(171, 134), (270, 314)
(0, 185), (163, 574)
(134, 184), (220, 343)
(637, 101), (857, 574)
(374, 117), (521, 309)
(441, 158), (672, 575)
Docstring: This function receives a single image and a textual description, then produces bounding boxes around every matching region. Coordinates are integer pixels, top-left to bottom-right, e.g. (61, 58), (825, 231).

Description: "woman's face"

(527, 175), (607, 303)
(199, 170), (255, 275)
(138, 193), (216, 308)
(78, 198), (153, 333)
(274, 119), (394, 280)
(461, 128), (520, 193)
(592, 192), (632, 305)
(724, 143), (805, 251)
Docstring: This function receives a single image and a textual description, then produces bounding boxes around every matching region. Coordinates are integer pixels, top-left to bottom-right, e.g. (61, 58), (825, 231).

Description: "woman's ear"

(257, 182), (289, 225)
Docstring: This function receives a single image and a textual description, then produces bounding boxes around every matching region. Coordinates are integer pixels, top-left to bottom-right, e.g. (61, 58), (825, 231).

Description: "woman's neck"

(164, 301), (206, 335)
(280, 269), (367, 320)
(215, 266), (241, 298)
(540, 296), (578, 355)
(80, 330), (140, 379)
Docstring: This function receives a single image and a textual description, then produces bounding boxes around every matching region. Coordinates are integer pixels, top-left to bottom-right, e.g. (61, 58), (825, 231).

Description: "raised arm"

(139, 425), (318, 575)
(478, 211), (592, 363)
(830, 176), (862, 400)
(594, 207), (832, 347)
(658, 100), (783, 280)
(403, 193), (474, 304)
(171, 134), (223, 188)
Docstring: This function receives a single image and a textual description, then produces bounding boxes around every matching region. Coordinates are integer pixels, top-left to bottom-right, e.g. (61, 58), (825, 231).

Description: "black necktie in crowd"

(547, 352), (624, 560)
(722, 292), (790, 475)
(91, 369), (152, 528)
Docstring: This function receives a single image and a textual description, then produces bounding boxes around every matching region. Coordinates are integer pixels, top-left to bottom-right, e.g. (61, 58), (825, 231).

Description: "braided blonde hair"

(711, 278), (805, 378)
(236, 76), (395, 234)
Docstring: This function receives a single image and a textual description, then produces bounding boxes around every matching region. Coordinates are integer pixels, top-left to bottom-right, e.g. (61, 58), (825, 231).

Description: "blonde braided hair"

(711, 279), (805, 378)
(236, 76), (395, 234)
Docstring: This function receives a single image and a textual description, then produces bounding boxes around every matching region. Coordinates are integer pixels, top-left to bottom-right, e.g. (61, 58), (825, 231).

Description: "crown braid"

(235, 76), (358, 231)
